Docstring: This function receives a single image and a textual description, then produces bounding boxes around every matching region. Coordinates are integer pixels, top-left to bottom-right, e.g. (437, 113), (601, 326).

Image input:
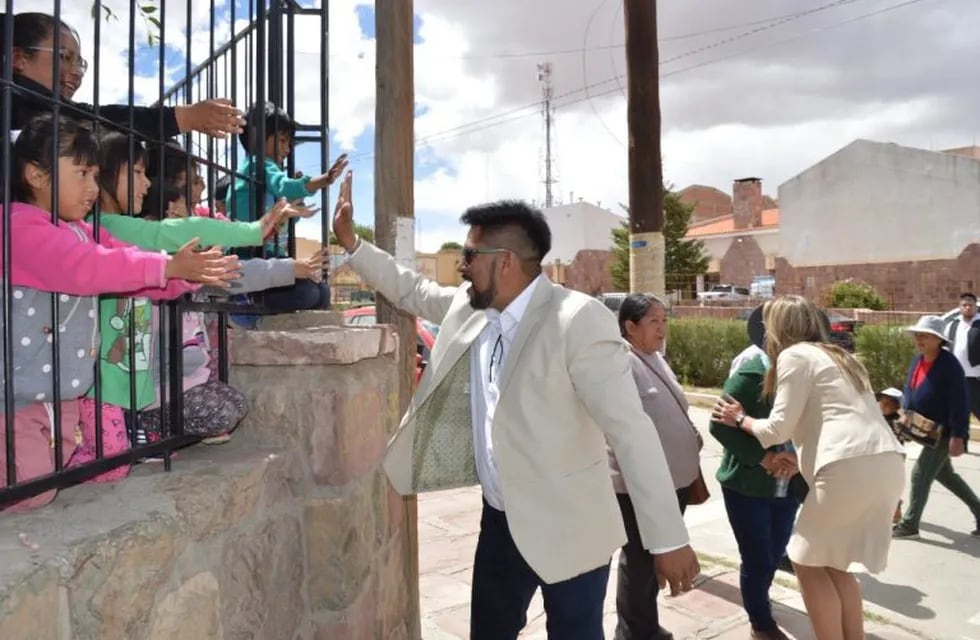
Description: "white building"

(541, 201), (625, 264)
(776, 140), (980, 309)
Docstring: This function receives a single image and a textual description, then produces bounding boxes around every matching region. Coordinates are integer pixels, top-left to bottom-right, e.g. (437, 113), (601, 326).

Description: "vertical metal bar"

(285, 2), (297, 259)
(3, 0), (17, 486)
(91, 0), (105, 461)
(127, 0), (140, 444)
(320, 3), (330, 250)
(255, 0), (267, 237)
(50, 0), (65, 471)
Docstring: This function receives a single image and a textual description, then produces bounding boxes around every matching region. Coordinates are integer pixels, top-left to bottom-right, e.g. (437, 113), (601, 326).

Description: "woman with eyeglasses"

(1, 12), (244, 140)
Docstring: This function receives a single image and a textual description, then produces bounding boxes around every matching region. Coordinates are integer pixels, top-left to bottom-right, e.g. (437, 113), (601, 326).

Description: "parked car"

(733, 307), (862, 352)
(749, 275), (775, 299)
(826, 311), (862, 352)
(697, 284), (750, 304)
(343, 306), (438, 385)
(597, 292), (628, 313)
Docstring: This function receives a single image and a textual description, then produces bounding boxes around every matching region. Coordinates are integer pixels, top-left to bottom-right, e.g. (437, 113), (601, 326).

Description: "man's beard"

(466, 270), (497, 310)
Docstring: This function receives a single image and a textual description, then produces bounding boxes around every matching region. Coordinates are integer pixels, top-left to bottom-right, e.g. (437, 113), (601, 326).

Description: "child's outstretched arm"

(96, 211), (263, 252)
(5, 209), (238, 298)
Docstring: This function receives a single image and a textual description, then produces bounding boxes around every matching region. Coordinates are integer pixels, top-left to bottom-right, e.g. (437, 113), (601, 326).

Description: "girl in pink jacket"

(0, 114), (237, 511)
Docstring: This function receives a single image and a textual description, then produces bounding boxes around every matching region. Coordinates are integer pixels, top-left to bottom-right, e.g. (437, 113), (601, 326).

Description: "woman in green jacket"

(709, 307), (804, 640)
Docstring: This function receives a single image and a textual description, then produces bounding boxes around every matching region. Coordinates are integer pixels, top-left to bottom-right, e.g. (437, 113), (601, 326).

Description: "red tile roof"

(686, 208), (780, 238)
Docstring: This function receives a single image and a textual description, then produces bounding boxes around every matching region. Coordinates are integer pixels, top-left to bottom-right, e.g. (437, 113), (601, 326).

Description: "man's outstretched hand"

(653, 544), (700, 596)
(332, 171), (357, 252)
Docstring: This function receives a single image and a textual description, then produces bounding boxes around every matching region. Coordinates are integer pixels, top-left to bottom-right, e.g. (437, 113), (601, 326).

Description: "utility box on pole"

(624, 0), (665, 296)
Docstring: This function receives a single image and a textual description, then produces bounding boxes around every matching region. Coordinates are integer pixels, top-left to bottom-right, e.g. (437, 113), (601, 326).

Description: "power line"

(347, 0), (932, 164)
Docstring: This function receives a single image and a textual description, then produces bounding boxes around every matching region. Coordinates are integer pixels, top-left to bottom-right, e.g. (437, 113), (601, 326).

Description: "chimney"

(732, 177), (763, 230)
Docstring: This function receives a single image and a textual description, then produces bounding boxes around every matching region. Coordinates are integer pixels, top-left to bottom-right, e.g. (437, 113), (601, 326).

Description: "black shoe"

(892, 524), (919, 539)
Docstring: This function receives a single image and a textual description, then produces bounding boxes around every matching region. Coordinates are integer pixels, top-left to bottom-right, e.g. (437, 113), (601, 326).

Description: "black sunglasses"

(461, 247), (511, 265)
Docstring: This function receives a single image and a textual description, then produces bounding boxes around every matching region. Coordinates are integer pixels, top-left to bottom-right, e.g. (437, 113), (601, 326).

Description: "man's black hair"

(459, 200), (551, 265)
(239, 101), (297, 155)
(961, 292), (977, 304)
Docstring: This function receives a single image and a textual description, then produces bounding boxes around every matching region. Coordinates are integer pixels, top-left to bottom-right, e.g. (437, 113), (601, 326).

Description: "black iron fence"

(1, 0), (330, 510)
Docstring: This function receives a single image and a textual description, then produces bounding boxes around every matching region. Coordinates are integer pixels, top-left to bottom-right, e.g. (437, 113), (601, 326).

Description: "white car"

(697, 284), (750, 304)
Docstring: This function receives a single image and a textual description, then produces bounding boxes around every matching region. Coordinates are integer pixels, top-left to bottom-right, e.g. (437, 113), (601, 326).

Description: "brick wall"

(775, 243), (980, 311)
(720, 235), (768, 286)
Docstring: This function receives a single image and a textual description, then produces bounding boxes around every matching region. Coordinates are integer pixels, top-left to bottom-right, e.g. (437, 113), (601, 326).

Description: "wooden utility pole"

(375, 2), (421, 638)
(624, 0), (665, 296)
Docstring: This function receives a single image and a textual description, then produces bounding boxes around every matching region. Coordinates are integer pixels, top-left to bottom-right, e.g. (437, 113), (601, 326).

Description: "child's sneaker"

(891, 523), (919, 539)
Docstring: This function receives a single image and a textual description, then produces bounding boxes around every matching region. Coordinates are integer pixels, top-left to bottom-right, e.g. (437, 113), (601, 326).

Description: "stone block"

(0, 567), (64, 640)
(262, 447), (313, 506)
(145, 572), (223, 640)
(68, 516), (186, 640)
(232, 358), (398, 486)
(378, 531), (414, 638)
(161, 455), (266, 540)
(258, 310), (344, 331)
(309, 373), (392, 487)
(305, 481), (377, 611)
(219, 514), (305, 640)
(231, 324), (396, 367)
(312, 577), (377, 640)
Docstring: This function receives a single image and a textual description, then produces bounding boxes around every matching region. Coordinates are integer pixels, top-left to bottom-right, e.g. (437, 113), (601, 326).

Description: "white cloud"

(44, 0), (980, 255)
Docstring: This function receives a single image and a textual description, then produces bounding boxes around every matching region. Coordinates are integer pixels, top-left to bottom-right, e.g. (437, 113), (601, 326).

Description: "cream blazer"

(751, 342), (904, 484)
(349, 241), (689, 583)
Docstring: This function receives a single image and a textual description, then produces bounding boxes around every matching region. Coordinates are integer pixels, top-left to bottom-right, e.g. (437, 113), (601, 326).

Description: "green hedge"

(664, 318), (916, 390)
(854, 324), (914, 392)
(666, 319), (749, 388)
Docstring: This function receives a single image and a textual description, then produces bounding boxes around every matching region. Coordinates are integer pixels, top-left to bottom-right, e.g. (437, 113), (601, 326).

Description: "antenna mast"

(537, 62), (557, 208)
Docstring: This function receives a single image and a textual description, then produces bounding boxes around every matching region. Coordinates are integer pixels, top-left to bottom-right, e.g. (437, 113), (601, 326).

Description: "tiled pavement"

(418, 486), (923, 640)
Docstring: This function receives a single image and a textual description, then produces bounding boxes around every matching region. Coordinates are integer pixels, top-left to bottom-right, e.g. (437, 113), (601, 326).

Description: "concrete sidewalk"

(418, 486), (922, 640)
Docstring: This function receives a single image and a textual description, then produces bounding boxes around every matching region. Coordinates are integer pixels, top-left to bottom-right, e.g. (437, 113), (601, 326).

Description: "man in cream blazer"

(333, 174), (696, 640)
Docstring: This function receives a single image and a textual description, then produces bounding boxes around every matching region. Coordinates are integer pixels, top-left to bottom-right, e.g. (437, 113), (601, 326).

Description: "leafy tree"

(440, 241), (462, 251)
(610, 189), (709, 293)
(826, 279), (887, 310)
(93, 2), (161, 46)
(328, 223), (374, 246)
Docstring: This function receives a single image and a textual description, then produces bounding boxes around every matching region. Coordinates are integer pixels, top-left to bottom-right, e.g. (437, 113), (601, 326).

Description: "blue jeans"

(261, 279), (330, 312)
(721, 486), (799, 631)
(470, 500), (610, 640)
(229, 280), (331, 329)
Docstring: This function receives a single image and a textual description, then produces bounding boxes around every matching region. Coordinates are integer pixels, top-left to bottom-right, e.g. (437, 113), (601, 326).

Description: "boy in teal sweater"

(225, 101), (347, 315)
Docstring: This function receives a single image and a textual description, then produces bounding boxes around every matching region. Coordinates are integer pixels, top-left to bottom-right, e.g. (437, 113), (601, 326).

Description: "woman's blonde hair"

(762, 295), (871, 397)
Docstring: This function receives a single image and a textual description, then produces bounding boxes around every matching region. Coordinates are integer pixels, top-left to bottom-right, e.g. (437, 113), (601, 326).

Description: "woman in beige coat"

(612, 293), (701, 640)
(713, 296), (904, 640)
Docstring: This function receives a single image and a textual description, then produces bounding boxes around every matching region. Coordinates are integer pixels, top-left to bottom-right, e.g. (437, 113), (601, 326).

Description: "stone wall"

(0, 312), (420, 640)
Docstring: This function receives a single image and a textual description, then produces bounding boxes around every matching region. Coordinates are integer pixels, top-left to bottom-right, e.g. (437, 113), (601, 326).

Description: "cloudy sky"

(52, 0), (979, 251)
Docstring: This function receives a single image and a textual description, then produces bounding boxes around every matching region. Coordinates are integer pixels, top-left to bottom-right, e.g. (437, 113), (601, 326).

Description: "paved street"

(418, 405), (980, 639)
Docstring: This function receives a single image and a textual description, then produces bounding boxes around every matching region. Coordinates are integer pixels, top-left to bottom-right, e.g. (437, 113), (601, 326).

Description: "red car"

(342, 306), (439, 385)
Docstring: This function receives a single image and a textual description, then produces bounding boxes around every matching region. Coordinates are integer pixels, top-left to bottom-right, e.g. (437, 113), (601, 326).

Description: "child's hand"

(165, 238), (241, 287)
(260, 199), (320, 241)
(294, 249), (327, 283)
(325, 154), (349, 185)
